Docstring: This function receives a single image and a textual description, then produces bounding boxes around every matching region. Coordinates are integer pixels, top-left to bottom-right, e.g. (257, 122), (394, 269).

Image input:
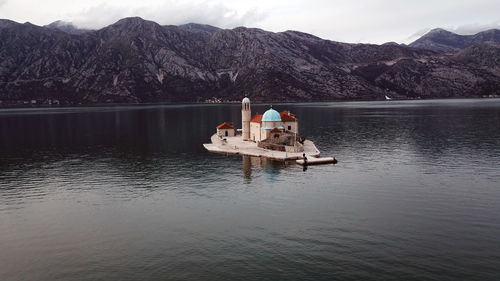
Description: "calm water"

(1, 99), (500, 281)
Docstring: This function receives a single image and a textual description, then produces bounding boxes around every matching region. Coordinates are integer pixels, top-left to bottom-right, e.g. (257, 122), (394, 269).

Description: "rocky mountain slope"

(409, 28), (500, 52)
(1, 17), (499, 104)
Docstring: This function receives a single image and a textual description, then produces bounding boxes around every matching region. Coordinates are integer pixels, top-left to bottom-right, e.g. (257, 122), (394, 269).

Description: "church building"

(215, 97), (299, 143)
(241, 97), (299, 142)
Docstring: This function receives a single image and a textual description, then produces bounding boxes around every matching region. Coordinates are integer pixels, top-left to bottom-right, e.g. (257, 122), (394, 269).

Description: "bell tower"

(242, 97), (251, 141)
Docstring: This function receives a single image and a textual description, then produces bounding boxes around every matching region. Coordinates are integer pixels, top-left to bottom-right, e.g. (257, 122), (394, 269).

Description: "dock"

(203, 134), (320, 161)
(296, 157), (337, 166)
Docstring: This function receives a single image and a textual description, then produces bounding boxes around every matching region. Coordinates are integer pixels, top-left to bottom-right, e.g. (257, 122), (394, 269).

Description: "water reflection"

(241, 155), (299, 183)
(1, 100), (500, 281)
(242, 155), (252, 181)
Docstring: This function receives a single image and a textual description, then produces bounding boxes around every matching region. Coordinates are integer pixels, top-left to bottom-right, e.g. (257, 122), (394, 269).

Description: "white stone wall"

(242, 101), (251, 140)
(260, 128), (271, 140)
(242, 121), (250, 140)
(285, 143), (303, 152)
(283, 121), (299, 134)
(262, 121), (280, 129)
(250, 122), (261, 141)
(217, 128), (235, 138)
(250, 120), (298, 142)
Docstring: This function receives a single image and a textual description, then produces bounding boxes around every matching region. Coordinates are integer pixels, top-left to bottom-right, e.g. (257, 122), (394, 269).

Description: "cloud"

(407, 28), (431, 42)
(70, 1), (267, 30)
(450, 21), (500, 34)
(404, 20), (500, 43)
(1, 0), (499, 44)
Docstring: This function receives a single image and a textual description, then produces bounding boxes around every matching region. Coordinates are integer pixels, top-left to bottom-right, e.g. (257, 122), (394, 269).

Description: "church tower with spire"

(242, 97), (251, 141)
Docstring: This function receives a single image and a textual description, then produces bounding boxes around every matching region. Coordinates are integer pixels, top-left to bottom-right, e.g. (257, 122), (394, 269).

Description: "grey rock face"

(1, 17), (500, 104)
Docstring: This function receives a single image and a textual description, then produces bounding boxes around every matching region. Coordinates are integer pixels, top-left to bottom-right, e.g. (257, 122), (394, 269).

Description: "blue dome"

(262, 108), (282, 122)
(242, 97), (250, 103)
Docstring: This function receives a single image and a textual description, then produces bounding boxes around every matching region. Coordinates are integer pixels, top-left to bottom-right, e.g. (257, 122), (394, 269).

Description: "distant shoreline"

(1, 96), (499, 110)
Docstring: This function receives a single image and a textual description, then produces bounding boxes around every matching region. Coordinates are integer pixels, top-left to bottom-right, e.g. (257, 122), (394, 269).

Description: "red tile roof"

(271, 127), (282, 133)
(216, 122), (234, 129)
(250, 114), (263, 123)
(280, 111), (297, 122)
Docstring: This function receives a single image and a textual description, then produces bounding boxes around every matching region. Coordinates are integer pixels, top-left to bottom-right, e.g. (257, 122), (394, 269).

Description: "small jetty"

(296, 157), (337, 166)
(203, 97), (337, 165)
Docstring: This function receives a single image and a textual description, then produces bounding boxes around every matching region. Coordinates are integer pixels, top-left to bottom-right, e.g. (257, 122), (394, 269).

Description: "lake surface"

(1, 99), (500, 281)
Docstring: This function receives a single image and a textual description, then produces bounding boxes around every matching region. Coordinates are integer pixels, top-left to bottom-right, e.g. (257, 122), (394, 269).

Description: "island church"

(207, 98), (328, 159)
(217, 97), (299, 143)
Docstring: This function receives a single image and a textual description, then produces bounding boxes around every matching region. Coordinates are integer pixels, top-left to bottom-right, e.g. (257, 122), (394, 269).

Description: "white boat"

(385, 95), (392, 100)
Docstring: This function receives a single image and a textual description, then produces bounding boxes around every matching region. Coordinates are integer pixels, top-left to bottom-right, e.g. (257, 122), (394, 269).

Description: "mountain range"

(1, 17), (499, 105)
(408, 28), (500, 52)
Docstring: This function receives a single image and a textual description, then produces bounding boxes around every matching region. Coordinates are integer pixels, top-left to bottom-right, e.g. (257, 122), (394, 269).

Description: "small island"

(204, 98), (336, 165)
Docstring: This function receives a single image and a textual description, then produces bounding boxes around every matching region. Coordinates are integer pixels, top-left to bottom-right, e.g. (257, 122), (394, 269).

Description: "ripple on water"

(1, 100), (500, 280)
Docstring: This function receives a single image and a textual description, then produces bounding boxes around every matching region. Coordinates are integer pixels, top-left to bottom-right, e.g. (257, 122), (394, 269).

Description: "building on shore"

(216, 122), (235, 138)
(215, 97), (303, 152)
(207, 97), (334, 163)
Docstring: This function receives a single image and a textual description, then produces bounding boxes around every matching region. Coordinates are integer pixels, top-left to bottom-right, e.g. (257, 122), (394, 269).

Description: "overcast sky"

(1, 0), (499, 44)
